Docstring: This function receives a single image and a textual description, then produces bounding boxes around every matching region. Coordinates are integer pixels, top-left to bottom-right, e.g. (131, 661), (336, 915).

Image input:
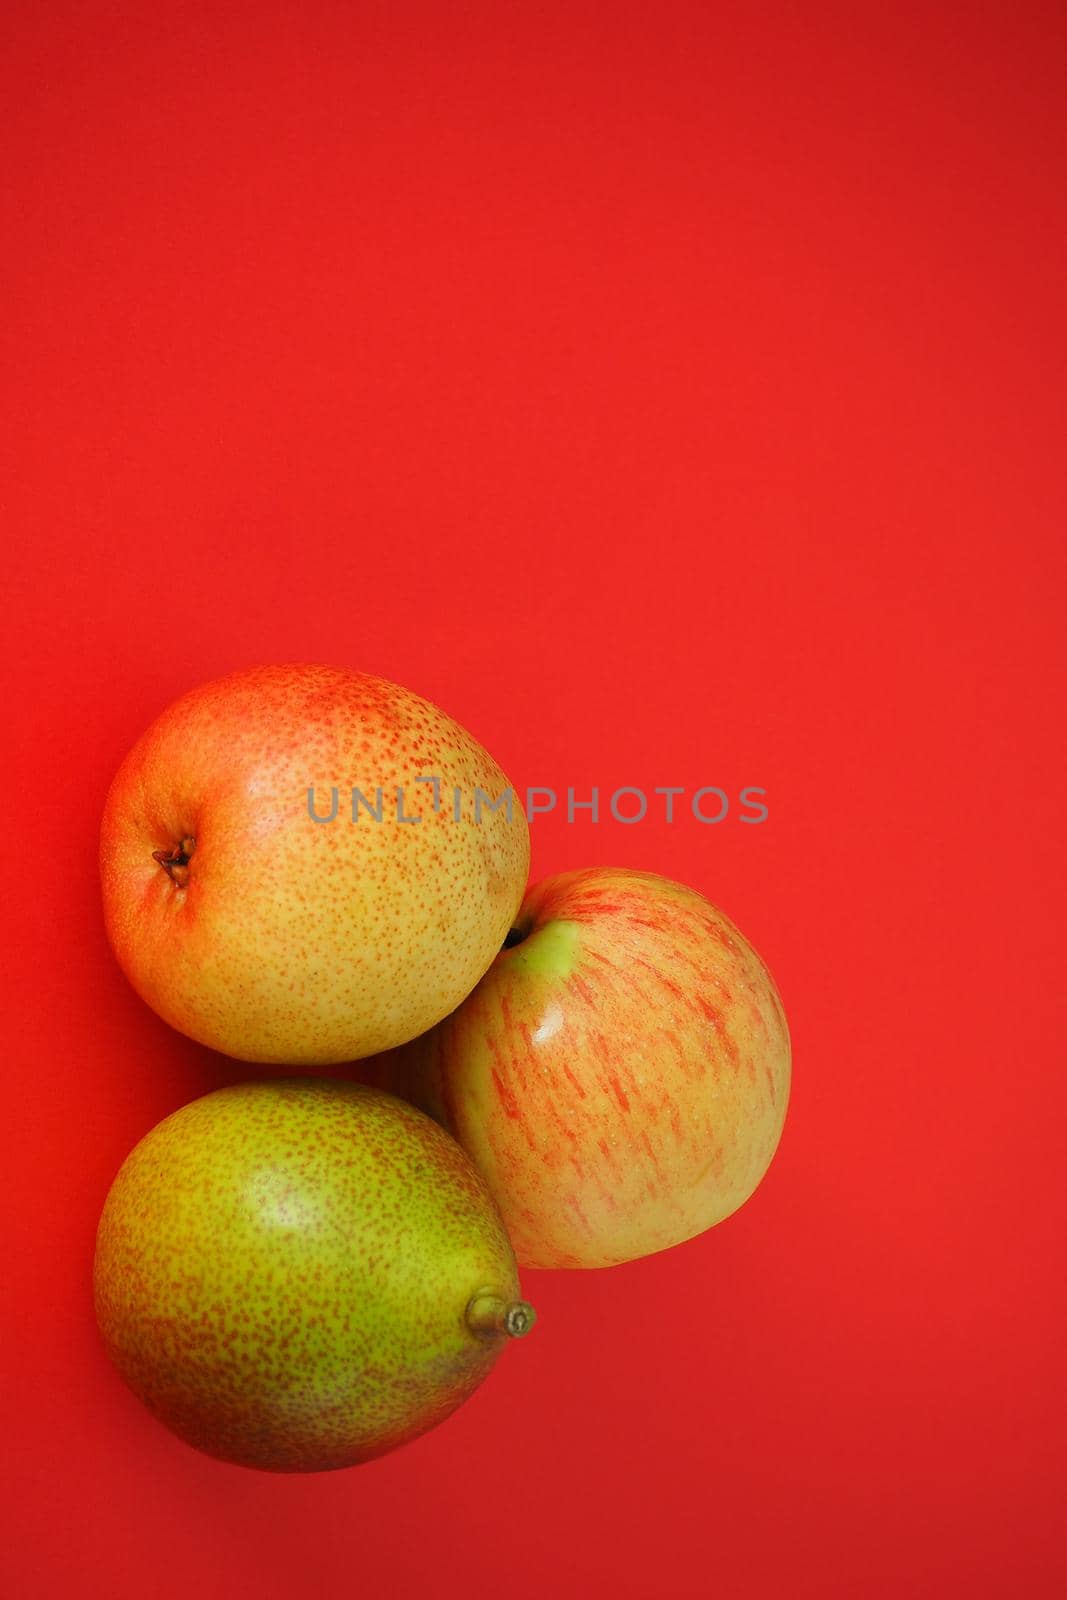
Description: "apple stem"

(465, 1293), (537, 1339)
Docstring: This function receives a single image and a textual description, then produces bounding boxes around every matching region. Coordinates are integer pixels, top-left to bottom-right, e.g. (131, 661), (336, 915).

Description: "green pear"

(93, 1080), (535, 1472)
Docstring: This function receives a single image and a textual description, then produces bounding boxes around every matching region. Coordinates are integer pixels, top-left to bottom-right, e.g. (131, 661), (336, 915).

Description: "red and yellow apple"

(380, 867), (790, 1268)
(100, 664), (529, 1064)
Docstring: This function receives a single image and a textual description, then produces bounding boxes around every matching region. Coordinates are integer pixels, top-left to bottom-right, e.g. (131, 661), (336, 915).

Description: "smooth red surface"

(3, 4), (1065, 1597)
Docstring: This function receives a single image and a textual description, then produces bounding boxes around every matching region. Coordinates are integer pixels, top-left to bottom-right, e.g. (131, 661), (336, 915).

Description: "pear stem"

(465, 1293), (537, 1339)
(153, 836), (196, 887)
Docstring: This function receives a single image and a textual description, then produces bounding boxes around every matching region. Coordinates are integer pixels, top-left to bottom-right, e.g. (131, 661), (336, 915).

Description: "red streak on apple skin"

(570, 894), (623, 917)
(561, 1062), (587, 1101)
(570, 975), (596, 1006)
(606, 1073), (631, 1113)
(658, 1026), (699, 1082)
(493, 1137), (530, 1188)
(632, 954), (663, 982)
(491, 1069), (521, 1120)
(638, 1129), (662, 1178)
(499, 996), (530, 1092)
(548, 1107), (579, 1145)
(698, 996), (742, 1068)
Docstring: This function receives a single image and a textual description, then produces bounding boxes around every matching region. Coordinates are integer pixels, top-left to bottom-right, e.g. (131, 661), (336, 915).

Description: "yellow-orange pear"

(100, 664), (529, 1063)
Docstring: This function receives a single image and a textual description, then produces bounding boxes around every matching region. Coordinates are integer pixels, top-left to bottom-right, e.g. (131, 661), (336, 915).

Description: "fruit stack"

(95, 664), (790, 1472)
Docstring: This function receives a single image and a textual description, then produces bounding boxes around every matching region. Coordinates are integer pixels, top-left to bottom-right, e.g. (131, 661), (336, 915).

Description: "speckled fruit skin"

(99, 664), (530, 1063)
(385, 868), (791, 1269)
(94, 1080), (529, 1472)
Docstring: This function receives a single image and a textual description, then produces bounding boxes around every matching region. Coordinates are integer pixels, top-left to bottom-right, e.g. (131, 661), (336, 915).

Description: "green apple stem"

(465, 1293), (537, 1339)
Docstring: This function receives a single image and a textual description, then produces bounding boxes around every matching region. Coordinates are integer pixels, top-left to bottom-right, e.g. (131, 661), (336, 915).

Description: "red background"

(3, 4), (1065, 1596)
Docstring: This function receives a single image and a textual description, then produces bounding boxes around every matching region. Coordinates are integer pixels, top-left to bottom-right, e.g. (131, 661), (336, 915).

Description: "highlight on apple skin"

(377, 867), (791, 1270)
(98, 663), (530, 1064)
